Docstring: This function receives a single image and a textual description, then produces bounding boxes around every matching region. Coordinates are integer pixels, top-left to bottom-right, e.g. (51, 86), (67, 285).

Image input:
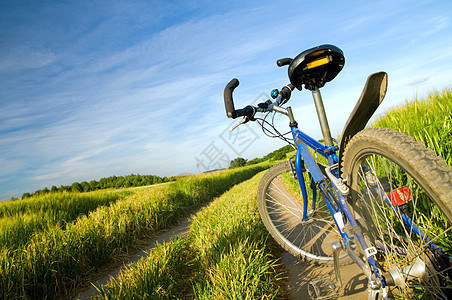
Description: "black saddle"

(288, 44), (345, 91)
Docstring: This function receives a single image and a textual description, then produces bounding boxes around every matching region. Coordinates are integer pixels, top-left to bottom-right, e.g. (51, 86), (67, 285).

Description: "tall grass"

(0, 164), (269, 300)
(0, 190), (129, 218)
(373, 88), (452, 165)
(96, 171), (282, 299)
(191, 171), (281, 299)
(0, 191), (130, 250)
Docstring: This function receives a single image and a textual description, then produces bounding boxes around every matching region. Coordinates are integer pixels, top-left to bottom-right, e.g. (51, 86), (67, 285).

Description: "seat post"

(312, 88), (334, 146)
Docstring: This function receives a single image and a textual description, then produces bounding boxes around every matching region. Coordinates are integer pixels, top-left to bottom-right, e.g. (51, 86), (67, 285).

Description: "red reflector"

(388, 186), (413, 206)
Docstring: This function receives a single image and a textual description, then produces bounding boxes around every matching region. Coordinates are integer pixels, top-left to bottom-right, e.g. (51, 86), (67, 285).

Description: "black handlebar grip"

(224, 78), (239, 118)
(277, 58), (293, 67)
(235, 105), (255, 118)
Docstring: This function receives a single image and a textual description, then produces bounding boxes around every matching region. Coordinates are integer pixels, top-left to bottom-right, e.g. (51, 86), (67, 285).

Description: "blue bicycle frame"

(291, 126), (337, 219)
(289, 122), (386, 286)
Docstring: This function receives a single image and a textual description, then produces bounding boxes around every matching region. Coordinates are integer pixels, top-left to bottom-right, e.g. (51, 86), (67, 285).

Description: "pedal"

(307, 273), (338, 300)
(332, 241), (343, 288)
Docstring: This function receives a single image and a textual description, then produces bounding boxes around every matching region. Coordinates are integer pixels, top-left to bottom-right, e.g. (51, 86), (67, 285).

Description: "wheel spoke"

(351, 152), (451, 298)
(257, 162), (346, 262)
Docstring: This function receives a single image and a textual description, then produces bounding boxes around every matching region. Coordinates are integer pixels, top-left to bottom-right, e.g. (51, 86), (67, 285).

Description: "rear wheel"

(342, 127), (452, 299)
(257, 160), (349, 265)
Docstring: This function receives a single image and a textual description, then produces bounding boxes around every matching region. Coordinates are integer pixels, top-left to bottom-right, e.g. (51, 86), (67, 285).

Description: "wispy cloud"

(0, 46), (57, 73)
(1, 0), (452, 199)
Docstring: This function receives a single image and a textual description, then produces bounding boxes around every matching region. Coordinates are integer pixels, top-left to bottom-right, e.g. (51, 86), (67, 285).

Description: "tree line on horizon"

(229, 144), (294, 168)
(21, 174), (176, 199)
(20, 144), (295, 200)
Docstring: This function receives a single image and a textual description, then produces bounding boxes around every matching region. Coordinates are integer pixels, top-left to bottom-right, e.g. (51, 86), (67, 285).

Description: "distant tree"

(60, 185), (71, 192)
(99, 178), (108, 189)
(246, 157), (264, 166)
(89, 180), (99, 191)
(115, 178), (124, 188)
(229, 157), (247, 168)
(71, 182), (82, 193)
(272, 151), (286, 160)
(124, 177), (133, 188)
(80, 181), (90, 192)
(20, 173), (175, 199)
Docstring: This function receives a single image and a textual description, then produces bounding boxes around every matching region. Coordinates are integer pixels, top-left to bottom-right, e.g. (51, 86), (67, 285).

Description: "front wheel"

(342, 127), (452, 299)
(257, 160), (349, 265)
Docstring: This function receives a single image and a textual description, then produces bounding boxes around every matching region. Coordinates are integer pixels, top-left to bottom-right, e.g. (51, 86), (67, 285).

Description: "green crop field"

(0, 191), (132, 250)
(0, 88), (450, 299)
(373, 88), (452, 166)
(0, 164), (270, 299)
(96, 171), (282, 299)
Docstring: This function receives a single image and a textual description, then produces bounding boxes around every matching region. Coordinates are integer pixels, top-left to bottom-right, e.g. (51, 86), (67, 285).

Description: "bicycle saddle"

(288, 44), (345, 91)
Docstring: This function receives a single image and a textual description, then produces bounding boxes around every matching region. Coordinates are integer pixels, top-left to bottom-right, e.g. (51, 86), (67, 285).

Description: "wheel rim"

(351, 153), (452, 299)
(261, 168), (346, 262)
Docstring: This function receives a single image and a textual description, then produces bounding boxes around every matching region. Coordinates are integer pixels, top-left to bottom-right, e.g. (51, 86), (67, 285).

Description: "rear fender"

(338, 72), (388, 177)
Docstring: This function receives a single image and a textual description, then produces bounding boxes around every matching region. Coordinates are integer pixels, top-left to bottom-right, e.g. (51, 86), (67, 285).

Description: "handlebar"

(223, 78), (258, 119)
(223, 78), (294, 120)
(224, 78), (240, 118)
(224, 55), (296, 120)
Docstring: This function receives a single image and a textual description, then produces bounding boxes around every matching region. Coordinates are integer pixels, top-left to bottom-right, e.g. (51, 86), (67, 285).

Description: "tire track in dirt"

(281, 251), (368, 299)
(74, 215), (192, 299)
(74, 206), (368, 300)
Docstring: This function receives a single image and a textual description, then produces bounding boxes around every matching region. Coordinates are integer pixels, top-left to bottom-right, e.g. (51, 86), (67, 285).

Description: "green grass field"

(0, 164), (270, 299)
(0, 191), (132, 250)
(96, 171), (282, 299)
(373, 88), (451, 165)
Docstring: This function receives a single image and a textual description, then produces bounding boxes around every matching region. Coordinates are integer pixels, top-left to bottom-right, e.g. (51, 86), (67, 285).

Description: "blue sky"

(1, 0), (451, 200)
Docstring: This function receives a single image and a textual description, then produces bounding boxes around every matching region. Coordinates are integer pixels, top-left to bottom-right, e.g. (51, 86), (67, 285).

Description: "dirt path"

(74, 217), (192, 299)
(282, 251), (368, 299)
(74, 208), (368, 300)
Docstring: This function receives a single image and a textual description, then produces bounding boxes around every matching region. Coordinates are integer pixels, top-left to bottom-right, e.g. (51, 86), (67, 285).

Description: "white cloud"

(0, 46), (57, 73)
(1, 0), (452, 198)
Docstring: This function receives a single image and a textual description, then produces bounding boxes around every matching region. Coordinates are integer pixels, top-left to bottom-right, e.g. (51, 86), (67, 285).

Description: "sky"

(1, 0), (452, 200)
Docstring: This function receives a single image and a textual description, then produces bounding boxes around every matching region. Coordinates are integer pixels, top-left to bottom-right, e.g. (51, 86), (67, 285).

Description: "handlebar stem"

(287, 107), (296, 126)
(270, 105), (289, 116)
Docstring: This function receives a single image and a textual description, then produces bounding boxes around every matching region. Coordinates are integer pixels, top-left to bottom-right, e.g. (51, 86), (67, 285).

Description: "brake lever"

(229, 116), (251, 132)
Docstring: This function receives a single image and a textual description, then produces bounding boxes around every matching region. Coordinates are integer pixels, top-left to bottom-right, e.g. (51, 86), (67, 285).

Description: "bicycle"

(223, 44), (452, 299)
